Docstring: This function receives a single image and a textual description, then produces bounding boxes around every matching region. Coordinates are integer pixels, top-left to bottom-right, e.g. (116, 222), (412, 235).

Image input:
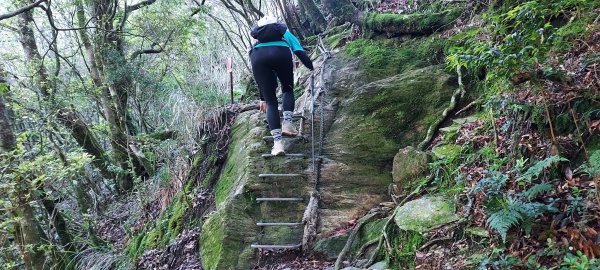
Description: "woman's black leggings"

(250, 46), (294, 130)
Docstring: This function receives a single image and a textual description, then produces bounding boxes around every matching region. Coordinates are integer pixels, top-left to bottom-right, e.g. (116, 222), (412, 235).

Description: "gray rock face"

(392, 146), (430, 193)
(394, 196), (459, 233)
(368, 261), (388, 270)
(317, 54), (456, 235)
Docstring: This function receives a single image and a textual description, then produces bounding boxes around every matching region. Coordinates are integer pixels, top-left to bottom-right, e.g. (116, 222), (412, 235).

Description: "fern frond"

(518, 155), (568, 183)
(486, 208), (522, 242)
(586, 150), (600, 176)
(486, 197), (557, 242)
(523, 182), (553, 200)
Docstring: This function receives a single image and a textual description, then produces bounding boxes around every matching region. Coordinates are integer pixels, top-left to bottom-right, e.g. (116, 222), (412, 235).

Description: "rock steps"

(251, 117), (311, 250)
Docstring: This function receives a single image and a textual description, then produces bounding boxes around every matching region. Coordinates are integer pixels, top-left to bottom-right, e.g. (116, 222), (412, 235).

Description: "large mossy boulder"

(392, 146), (430, 191)
(317, 55), (456, 233)
(393, 196), (459, 233)
(200, 202), (257, 270)
(199, 111), (265, 270)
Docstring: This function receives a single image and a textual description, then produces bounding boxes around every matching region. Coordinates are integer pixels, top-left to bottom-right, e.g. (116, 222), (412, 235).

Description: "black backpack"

(251, 22), (287, 43)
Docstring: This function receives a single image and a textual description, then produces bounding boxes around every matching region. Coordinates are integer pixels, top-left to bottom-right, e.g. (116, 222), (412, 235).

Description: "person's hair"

(257, 15), (277, 27)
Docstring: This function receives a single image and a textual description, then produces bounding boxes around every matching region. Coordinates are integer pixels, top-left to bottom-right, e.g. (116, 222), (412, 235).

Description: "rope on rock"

(302, 33), (332, 251)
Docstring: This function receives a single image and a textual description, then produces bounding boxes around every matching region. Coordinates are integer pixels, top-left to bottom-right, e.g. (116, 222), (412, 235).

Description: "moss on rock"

(200, 199), (258, 270)
(392, 147), (431, 192)
(393, 196), (459, 233)
(318, 56), (457, 233)
(364, 9), (462, 36)
(344, 37), (447, 81)
(199, 109), (310, 269)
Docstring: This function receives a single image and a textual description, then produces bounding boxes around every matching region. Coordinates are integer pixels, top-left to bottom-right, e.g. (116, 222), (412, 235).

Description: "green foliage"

(523, 182), (553, 200)
(486, 195), (556, 242)
(447, 0), (600, 89)
(385, 229), (424, 270)
(477, 156), (564, 242)
(125, 194), (190, 258)
(518, 155), (567, 183)
(560, 251), (600, 270)
(578, 150), (600, 177)
(476, 171), (509, 196)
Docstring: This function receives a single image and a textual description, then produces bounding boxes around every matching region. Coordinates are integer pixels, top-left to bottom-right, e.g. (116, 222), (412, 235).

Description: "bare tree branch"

(0, 0), (48, 21)
(129, 30), (174, 60)
(207, 13), (251, 73)
(129, 46), (164, 59)
(125, 0), (158, 12)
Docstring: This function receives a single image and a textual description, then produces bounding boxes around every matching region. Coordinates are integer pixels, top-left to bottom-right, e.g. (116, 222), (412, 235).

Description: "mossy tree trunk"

(0, 89), (49, 270)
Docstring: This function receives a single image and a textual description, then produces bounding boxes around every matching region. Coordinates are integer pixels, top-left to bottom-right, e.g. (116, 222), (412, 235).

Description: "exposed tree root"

(334, 212), (382, 270)
(356, 238), (380, 258)
(417, 66), (466, 151)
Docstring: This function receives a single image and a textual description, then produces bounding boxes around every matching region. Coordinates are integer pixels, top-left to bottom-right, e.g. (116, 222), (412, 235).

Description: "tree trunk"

(40, 189), (73, 252)
(17, 4), (116, 182)
(322, 0), (361, 25)
(0, 81), (15, 152)
(0, 87), (48, 270)
(299, 0), (326, 33)
(86, 0), (149, 192)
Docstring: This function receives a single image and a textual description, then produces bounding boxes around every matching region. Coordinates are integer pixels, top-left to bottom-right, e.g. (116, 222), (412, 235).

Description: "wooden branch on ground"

(302, 192), (319, 251)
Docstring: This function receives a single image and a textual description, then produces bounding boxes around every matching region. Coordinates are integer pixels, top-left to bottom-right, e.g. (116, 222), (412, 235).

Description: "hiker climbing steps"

(251, 115), (311, 250)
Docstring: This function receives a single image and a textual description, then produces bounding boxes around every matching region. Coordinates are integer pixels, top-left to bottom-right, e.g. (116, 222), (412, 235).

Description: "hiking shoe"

(282, 121), (298, 136)
(271, 140), (285, 156)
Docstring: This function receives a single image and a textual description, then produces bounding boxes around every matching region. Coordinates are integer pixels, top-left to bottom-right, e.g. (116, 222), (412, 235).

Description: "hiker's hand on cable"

(294, 50), (314, 71)
(260, 101), (266, 113)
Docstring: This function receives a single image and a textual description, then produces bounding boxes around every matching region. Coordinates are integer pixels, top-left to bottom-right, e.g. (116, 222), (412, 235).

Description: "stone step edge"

(261, 153), (306, 158)
(258, 173), (303, 178)
(256, 222), (303, 226)
(250, 243), (302, 249)
(262, 135), (303, 141)
(256, 197), (303, 202)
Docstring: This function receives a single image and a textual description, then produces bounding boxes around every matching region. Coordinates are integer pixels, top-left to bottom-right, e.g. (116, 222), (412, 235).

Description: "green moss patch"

(364, 9), (462, 36)
(126, 194), (191, 258)
(393, 196), (459, 233)
(344, 37), (447, 80)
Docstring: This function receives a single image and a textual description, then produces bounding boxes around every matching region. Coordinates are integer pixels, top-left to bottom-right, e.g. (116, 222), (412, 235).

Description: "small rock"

(355, 259), (368, 268)
(368, 261), (388, 270)
(464, 226), (490, 238)
(394, 196), (459, 233)
(431, 144), (461, 160)
(341, 267), (363, 270)
(392, 146), (430, 191)
(313, 232), (351, 259)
